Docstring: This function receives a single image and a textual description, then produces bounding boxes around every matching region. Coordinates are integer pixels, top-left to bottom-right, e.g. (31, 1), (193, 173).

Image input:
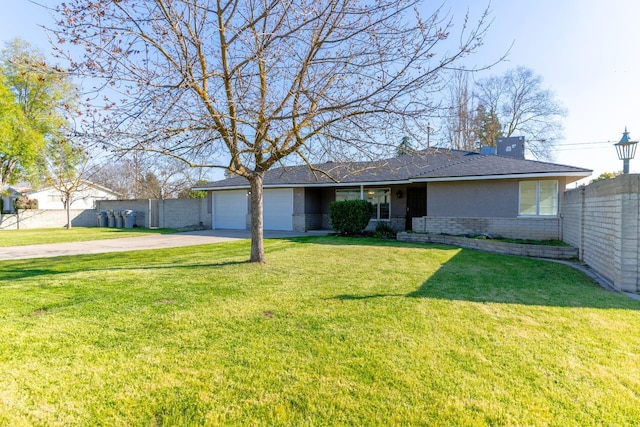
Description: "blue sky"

(3, 0), (640, 184)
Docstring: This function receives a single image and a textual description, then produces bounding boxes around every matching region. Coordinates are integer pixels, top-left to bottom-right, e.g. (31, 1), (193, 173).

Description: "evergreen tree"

(396, 136), (415, 156)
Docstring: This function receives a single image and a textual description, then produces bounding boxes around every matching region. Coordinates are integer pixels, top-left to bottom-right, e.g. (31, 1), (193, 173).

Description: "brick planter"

(397, 232), (579, 260)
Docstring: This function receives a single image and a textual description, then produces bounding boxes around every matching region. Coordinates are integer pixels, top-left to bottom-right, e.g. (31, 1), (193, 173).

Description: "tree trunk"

(66, 199), (71, 229)
(248, 173), (265, 263)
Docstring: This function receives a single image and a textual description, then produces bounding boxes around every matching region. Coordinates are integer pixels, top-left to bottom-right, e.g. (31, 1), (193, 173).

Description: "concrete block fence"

(562, 175), (640, 293)
(96, 199), (211, 230)
(0, 209), (96, 230)
(0, 199), (211, 231)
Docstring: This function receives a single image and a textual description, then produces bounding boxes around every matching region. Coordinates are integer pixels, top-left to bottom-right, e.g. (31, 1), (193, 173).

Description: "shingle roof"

(194, 148), (592, 190)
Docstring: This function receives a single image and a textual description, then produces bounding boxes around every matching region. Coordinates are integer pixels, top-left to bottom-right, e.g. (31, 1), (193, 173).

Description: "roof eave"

(194, 171), (593, 191)
(410, 171), (592, 183)
(194, 179), (414, 191)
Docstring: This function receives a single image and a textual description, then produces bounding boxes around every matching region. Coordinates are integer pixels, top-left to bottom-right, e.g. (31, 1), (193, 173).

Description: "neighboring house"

(193, 140), (592, 240)
(2, 180), (120, 213)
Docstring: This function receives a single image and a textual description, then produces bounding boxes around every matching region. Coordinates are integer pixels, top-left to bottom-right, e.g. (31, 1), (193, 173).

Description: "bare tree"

(46, 137), (93, 229)
(86, 160), (135, 199)
(88, 152), (209, 199)
(442, 70), (482, 151)
(53, 0), (491, 262)
(146, 155), (211, 199)
(475, 66), (566, 160)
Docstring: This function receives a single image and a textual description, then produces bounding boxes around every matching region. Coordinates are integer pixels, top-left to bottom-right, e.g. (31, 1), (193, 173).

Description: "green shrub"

(374, 220), (396, 239)
(14, 196), (38, 210)
(329, 199), (372, 235)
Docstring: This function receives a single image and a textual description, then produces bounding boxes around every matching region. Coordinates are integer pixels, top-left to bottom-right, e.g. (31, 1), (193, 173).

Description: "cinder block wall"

(96, 200), (150, 227)
(160, 199), (211, 229)
(561, 189), (582, 254)
(97, 199), (211, 230)
(0, 209), (97, 230)
(562, 175), (640, 293)
(413, 216), (561, 240)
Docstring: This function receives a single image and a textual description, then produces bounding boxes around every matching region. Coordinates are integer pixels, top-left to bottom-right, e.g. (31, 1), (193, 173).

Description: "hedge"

(329, 199), (372, 235)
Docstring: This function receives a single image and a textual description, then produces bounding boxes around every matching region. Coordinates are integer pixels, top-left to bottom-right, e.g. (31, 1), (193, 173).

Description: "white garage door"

(213, 190), (247, 229)
(264, 188), (293, 231)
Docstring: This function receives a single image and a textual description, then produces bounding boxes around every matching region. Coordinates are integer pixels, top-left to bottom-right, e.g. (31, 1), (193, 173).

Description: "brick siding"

(412, 216), (560, 240)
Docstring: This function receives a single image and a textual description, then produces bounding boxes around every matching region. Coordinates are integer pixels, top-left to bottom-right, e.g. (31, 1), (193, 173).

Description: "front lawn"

(0, 227), (177, 247)
(1, 236), (639, 425)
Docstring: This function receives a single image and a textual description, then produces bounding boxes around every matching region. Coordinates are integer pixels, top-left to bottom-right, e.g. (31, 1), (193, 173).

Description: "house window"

(519, 180), (558, 216)
(335, 188), (391, 220)
(366, 189), (390, 220)
(335, 189), (361, 202)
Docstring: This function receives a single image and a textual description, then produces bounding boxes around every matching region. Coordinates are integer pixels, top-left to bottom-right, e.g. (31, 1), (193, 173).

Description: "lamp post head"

(614, 127), (638, 174)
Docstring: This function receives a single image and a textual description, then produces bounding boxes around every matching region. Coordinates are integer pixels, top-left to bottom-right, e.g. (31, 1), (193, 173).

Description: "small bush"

(329, 199), (372, 235)
(14, 196), (38, 210)
(373, 221), (396, 239)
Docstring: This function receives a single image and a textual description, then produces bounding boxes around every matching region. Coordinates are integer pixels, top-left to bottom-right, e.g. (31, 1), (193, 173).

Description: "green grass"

(0, 227), (178, 247)
(1, 236), (639, 425)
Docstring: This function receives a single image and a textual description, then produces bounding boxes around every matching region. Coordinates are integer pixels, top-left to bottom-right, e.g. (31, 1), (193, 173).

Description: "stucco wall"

(427, 180), (519, 217)
(293, 188), (305, 214)
(302, 188), (321, 214)
(426, 178), (569, 218)
(427, 180), (518, 218)
(561, 175), (640, 293)
(31, 187), (118, 210)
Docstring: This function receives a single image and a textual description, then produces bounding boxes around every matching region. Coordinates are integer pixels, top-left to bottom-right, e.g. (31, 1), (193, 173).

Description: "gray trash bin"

(107, 210), (116, 228)
(115, 211), (124, 228)
(124, 210), (137, 228)
(97, 211), (108, 227)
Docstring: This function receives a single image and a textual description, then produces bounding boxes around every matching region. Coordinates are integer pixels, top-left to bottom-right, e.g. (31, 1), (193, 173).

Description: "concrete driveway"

(0, 229), (328, 261)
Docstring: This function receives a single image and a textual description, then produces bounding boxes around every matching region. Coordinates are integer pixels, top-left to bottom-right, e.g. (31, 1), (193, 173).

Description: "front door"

(405, 187), (426, 231)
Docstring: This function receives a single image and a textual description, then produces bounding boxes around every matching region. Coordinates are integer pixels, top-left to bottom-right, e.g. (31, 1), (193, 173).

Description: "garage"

(212, 188), (293, 230)
(263, 188), (293, 231)
(213, 190), (247, 229)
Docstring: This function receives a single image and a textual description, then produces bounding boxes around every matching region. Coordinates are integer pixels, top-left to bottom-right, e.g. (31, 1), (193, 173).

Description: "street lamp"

(614, 127), (638, 174)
